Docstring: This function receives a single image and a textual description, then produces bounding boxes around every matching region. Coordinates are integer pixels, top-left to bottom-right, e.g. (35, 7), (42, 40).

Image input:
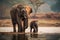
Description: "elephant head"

(25, 5), (32, 15)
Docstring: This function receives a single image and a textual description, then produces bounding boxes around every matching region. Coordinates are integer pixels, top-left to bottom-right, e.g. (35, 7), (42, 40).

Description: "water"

(0, 27), (60, 40)
(0, 33), (60, 40)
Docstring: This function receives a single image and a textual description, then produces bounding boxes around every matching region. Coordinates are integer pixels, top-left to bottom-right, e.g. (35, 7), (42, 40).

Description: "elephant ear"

(25, 5), (32, 15)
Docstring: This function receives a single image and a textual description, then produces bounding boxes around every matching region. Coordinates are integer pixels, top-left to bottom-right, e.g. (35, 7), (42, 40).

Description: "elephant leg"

(18, 23), (22, 32)
(22, 21), (24, 32)
(18, 20), (22, 32)
(33, 27), (38, 33)
(33, 27), (36, 33)
(30, 27), (32, 33)
(13, 23), (16, 32)
(36, 27), (38, 33)
(35, 25), (38, 33)
(22, 18), (28, 32)
(24, 18), (28, 29)
(17, 17), (22, 32)
(22, 21), (25, 32)
(11, 19), (16, 32)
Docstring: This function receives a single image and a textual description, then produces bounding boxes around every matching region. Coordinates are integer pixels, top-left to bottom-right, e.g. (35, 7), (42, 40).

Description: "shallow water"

(0, 33), (60, 40)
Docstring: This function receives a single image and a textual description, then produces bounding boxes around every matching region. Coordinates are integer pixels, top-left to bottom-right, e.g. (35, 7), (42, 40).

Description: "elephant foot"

(13, 30), (16, 32)
(33, 29), (37, 33)
(18, 30), (22, 32)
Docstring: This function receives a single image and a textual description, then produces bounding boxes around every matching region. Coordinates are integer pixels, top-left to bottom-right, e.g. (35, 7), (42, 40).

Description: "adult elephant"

(10, 4), (32, 32)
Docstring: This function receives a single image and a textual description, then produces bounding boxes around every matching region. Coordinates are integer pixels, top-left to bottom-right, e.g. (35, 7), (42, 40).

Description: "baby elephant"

(30, 21), (38, 33)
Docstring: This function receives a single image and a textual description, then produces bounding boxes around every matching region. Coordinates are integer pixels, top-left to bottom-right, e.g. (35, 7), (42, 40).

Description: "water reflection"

(0, 33), (60, 40)
(30, 33), (38, 38)
(12, 34), (28, 40)
(46, 34), (60, 40)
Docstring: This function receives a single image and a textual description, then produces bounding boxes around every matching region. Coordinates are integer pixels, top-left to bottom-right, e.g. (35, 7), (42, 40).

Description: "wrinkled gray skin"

(30, 21), (38, 33)
(10, 4), (32, 32)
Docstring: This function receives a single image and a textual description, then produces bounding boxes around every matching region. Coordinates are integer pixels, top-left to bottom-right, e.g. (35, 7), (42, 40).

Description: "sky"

(42, 0), (60, 12)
